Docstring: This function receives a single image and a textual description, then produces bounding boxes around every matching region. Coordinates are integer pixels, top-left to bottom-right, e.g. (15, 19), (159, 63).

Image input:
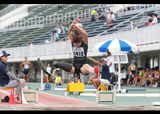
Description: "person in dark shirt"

(0, 51), (25, 103)
(88, 57), (110, 89)
(98, 10), (105, 20)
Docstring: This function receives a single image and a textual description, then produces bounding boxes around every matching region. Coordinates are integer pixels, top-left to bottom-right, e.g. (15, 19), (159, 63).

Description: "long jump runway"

(0, 89), (106, 110)
(0, 85), (160, 110)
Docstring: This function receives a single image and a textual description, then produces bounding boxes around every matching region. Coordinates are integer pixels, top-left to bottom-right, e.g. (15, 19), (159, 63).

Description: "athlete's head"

(48, 63), (50, 67)
(72, 34), (83, 47)
(74, 29), (80, 36)
(25, 57), (27, 62)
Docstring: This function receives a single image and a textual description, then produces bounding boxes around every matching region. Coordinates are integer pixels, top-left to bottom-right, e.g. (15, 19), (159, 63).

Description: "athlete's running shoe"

(94, 66), (99, 78)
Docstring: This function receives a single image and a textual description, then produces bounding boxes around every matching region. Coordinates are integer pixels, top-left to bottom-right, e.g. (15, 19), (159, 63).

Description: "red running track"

(0, 89), (103, 109)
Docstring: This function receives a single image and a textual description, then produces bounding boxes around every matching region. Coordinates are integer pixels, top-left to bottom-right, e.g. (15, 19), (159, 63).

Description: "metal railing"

(96, 4), (158, 36)
(118, 5), (160, 33)
(4, 4), (156, 31)
(5, 4), (109, 29)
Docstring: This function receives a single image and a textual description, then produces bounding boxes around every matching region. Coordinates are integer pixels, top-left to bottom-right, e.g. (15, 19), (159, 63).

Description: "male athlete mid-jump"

(53, 18), (99, 78)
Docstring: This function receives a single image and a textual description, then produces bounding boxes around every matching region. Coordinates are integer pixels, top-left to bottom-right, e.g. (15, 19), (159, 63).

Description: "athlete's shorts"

(100, 79), (110, 84)
(23, 69), (29, 75)
(72, 61), (87, 74)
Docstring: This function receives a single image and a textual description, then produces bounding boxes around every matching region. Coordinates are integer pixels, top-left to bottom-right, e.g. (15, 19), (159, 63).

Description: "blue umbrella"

(93, 38), (139, 92)
(94, 38), (139, 53)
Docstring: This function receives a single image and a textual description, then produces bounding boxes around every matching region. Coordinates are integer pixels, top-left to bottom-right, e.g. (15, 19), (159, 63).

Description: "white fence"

(1, 23), (160, 62)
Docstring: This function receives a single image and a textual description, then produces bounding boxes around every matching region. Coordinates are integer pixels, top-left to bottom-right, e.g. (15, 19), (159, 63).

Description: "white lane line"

(80, 93), (160, 97)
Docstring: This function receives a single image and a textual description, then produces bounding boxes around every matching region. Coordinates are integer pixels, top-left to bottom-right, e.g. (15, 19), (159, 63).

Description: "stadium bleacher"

(0, 4), (160, 86)
(0, 4), (159, 49)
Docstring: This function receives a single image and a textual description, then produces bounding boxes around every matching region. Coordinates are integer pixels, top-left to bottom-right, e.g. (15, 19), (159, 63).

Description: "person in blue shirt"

(51, 30), (59, 42)
(0, 51), (25, 103)
(88, 57), (110, 89)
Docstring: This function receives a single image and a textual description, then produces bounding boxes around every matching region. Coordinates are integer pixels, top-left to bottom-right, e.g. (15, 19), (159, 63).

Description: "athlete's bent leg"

(53, 61), (75, 73)
(92, 78), (101, 89)
(80, 64), (99, 77)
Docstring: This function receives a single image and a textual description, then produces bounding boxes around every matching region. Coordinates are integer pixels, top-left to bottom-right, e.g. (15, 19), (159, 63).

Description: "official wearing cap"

(0, 51), (25, 100)
(88, 57), (111, 89)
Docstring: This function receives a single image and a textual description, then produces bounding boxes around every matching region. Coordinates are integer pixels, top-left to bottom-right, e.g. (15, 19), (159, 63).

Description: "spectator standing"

(20, 57), (32, 83)
(106, 9), (111, 24)
(105, 50), (116, 84)
(46, 63), (52, 83)
(109, 11), (116, 25)
(91, 9), (97, 21)
(58, 4), (62, 11)
(106, 11), (116, 29)
(126, 62), (137, 86)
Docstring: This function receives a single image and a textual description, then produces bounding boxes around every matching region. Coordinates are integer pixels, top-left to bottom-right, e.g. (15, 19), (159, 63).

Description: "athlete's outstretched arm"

(68, 23), (74, 42)
(88, 57), (102, 67)
(68, 18), (80, 42)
